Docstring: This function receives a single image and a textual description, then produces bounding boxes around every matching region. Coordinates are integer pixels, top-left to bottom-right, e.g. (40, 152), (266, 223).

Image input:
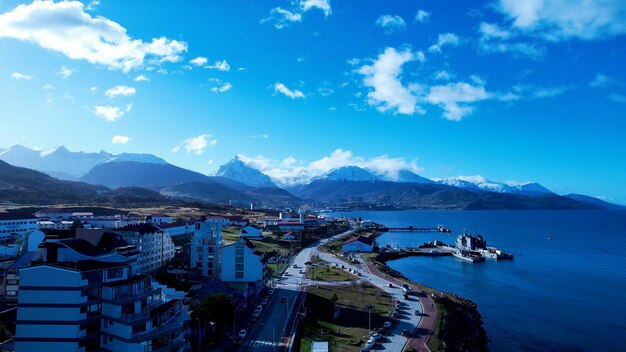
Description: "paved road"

(244, 226), (432, 352)
(243, 228), (355, 351)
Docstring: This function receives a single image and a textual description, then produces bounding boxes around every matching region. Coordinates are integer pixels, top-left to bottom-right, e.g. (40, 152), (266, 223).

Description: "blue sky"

(0, 0), (625, 203)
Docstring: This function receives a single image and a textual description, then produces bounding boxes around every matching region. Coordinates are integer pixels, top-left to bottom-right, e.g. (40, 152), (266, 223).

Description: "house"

(312, 341), (329, 352)
(81, 215), (140, 229)
(34, 208), (93, 220)
(220, 238), (265, 283)
(191, 221), (223, 279)
(342, 236), (375, 253)
(225, 216), (248, 227)
(278, 222), (305, 231)
(144, 214), (172, 224)
(77, 224), (176, 274)
(240, 225), (263, 239)
(14, 237), (188, 352)
(0, 213), (38, 243)
(36, 220), (76, 230)
(159, 221), (196, 237)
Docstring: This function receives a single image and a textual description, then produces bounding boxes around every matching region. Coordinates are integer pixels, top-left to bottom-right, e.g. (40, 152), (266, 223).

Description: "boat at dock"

(478, 247), (514, 260)
(453, 250), (485, 263)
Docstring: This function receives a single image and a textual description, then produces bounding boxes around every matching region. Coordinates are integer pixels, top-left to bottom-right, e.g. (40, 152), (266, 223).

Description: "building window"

(235, 272), (244, 279)
(107, 268), (123, 279)
(6, 279), (18, 285)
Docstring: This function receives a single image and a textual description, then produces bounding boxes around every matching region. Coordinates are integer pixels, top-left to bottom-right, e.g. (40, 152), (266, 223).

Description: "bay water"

(334, 210), (626, 351)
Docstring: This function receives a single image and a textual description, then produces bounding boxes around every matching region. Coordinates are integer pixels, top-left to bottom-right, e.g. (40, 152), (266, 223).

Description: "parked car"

(383, 321), (392, 329)
(370, 333), (382, 341)
(261, 298), (269, 306)
(388, 283), (393, 288)
(280, 296), (287, 303)
(365, 339), (375, 349)
(293, 264), (298, 268)
(239, 329), (247, 339)
(304, 261), (312, 265)
(414, 310), (421, 315)
(401, 329), (410, 337)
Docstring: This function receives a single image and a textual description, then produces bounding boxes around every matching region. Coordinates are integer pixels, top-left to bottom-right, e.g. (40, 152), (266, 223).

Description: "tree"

(331, 293), (339, 304)
(191, 293), (235, 335)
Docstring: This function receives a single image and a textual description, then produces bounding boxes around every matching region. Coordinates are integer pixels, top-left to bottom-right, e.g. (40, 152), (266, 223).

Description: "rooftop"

(0, 212), (37, 221)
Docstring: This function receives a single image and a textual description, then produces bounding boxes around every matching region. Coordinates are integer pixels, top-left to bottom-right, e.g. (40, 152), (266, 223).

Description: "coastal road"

(243, 228), (355, 351)
(310, 247), (426, 352)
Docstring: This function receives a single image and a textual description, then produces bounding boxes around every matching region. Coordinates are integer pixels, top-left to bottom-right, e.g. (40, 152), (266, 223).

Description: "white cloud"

(274, 82), (305, 99)
(300, 0), (332, 17)
(85, 0), (99, 11)
(260, 7), (302, 29)
(206, 60), (230, 71)
(172, 134), (217, 155)
(375, 15), (406, 33)
(89, 86), (98, 92)
(43, 84), (54, 90)
(358, 47), (424, 115)
(590, 74), (613, 88)
(429, 33), (460, 53)
(93, 104), (131, 122)
(211, 82), (232, 93)
(190, 56), (208, 66)
(134, 74), (150, 82)
(497, 0), (626, 41)
(434, 71), (454, 81)
(239, 149), (423, 182)
(318, 82), (334, 96)
(608, 93), (626, 103)
(105, 85), (136, 98)
(251, 134), (270, 139)
(10, 72), (31, 80)
(57, 66), (73, 78)
(414, 10), (431, 23)
(477, 22), (546, 59)
(0, 1), (187, 72)
(111, 135), (130, 144)
(425, 82), (490, 120)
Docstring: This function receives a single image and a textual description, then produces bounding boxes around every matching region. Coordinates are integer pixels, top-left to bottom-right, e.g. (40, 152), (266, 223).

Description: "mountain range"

(0, 145), (621, 210)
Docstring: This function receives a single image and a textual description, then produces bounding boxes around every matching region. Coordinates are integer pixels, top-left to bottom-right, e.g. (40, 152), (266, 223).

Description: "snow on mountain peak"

(319, 166), (381, 182)
(215, 156), (277, 188)
(104, 153), (167, 165)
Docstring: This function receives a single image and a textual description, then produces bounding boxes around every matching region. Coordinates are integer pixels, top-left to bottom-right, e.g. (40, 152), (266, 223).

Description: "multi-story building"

(190, 221), (222, 279)
(34, 208), (93, 220)
(77, 225), (176, 274)
(14, 237), (189, 351)
(159, 221), (196, 238)
(220, 238), (265, 283)
(0, 213), (37, 243)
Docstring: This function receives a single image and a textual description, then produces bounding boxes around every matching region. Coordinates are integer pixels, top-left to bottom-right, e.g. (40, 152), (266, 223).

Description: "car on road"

(239, 329), (247, 339)
(280, 296), (287, 303)
(304, 261), (312, 265)
(365, 339), (375, 349)
(401, 329), (410, 337)
(383, 321), (392, 329)
(414, 310), (421, 315)
(260, 298), (269, 306)
(293, 264), (298, 268)
(388, 283), (393, 288)
(299, 269), (304, 274)
(370, 333), (382, 341)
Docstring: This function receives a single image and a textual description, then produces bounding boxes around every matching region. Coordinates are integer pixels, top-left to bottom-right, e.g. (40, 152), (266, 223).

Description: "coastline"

(364, 252), (489, 352)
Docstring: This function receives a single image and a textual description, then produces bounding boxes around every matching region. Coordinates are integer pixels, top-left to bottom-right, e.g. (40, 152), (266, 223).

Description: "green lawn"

(297, 283), (394, 352)
(306, 265), (355, 282)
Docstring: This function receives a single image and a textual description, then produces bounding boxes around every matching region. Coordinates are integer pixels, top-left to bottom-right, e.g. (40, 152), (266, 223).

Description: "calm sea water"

(334, 210), (626, 352)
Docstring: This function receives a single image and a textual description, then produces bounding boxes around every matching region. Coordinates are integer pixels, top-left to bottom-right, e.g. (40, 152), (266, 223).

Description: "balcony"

(120, 309), (150, 322)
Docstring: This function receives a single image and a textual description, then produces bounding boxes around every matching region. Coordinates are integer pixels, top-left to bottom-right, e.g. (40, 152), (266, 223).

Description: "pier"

(379, 225), (452, 233)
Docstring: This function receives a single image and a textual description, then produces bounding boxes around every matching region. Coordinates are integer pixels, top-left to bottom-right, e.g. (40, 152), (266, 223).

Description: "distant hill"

(565, 194), (624, 209)
(0, 160), (108, 204)
(80, 161), (211, 189)
(161, 181), (300, 205)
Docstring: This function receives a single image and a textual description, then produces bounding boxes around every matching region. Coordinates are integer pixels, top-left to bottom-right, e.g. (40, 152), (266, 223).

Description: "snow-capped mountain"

(0, 145), (169, 180)
(376, 169), (434, 183)
(438, 176), (553, 195)
(215, 156), (277, 188)
(104, 153), (167, 165)
(0, 145), (111, 180)
(271, 170), (314, 188)
(317, 166), (381, 182)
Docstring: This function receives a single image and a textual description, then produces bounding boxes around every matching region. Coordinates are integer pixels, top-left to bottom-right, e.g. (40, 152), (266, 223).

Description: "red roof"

(343, 235), (374, 246)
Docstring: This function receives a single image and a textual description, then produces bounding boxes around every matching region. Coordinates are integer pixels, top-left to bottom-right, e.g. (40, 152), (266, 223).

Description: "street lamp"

(366, 304), (373, 334)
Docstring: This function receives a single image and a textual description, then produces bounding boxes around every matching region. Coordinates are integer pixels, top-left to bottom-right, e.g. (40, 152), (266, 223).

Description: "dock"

(379, 226), (451, 233)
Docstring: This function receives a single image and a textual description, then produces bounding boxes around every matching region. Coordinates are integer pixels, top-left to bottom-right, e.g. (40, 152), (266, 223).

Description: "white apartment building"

(220, 238), (265, 283)
(0, 213), (37, 243)
(14, 238), (189, 352)
(77, 225), (176, 274)
(190, 221), (222, 279)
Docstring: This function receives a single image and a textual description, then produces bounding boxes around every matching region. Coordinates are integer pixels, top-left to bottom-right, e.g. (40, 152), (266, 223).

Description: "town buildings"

(240, 225), (263, 239)
(342, 235), (375, 253)
(14, 236), (189, 351)
(220, 238), (265, 283)
(190, 221), (223, 279)
(0, 213), (37, 243)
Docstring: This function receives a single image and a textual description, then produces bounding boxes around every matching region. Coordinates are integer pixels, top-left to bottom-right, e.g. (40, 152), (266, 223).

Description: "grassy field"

(306, 265), (355, 282)
(296, 283), (394, 352)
